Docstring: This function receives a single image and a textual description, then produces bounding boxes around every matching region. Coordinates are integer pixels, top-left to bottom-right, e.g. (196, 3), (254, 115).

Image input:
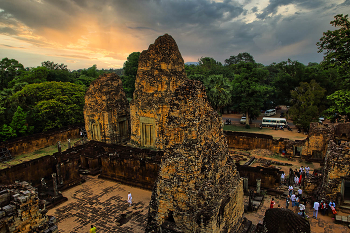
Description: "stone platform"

(47, 176), (152, 233)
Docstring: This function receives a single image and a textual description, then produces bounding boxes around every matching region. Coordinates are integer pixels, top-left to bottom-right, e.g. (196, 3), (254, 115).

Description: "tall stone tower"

(139, 35), (244, 232)
(84, 73), (130, 144)
(130, 34), (187, 149)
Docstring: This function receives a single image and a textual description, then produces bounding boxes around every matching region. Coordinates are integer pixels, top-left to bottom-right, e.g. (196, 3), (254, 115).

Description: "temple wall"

(0, 126), (80, 157)
(237, 165), (281, 189)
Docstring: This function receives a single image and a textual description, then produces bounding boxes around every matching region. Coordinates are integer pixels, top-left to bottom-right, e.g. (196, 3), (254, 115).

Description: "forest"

(0, 14), (349, 141)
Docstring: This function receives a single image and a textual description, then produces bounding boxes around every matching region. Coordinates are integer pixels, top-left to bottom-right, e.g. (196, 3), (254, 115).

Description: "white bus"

(264, 109), (276, 116)
(262, 117), (287, 127)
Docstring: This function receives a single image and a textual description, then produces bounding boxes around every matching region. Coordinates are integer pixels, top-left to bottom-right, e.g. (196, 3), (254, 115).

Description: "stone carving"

(144, 35), (244, 232)
(52, 173), (58, 197)
(84, 73), (130, 144)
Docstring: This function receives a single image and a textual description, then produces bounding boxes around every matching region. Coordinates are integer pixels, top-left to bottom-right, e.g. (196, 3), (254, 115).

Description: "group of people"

(312, 200), (337, 219)
(281, 166), (310, 186)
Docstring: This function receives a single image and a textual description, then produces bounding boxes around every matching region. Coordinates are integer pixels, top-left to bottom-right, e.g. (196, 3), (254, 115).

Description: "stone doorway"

(342, 180), (350, 201)
(142, 123), (154, 147)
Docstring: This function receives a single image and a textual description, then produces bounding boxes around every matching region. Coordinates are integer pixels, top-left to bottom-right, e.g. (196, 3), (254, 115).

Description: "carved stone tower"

(84, 73), (130, 144)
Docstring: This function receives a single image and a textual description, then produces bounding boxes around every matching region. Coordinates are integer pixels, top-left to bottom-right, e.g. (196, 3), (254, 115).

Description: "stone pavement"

(47, 176), (152, 233)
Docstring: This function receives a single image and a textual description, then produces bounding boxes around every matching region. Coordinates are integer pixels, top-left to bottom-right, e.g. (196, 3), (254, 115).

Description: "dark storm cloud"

(256, 0), (328, 20)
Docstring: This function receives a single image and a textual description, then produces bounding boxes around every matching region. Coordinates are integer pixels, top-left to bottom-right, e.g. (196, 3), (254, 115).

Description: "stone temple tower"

(84, 73), (130, 144)
(130, 34), (187, 149)
(135, 34), (244, 232)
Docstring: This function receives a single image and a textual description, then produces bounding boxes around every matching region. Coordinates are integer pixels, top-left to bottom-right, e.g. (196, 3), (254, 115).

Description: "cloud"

(0, 0), (349, 69)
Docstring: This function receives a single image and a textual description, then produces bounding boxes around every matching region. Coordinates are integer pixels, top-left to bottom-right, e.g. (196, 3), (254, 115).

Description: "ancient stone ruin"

(0, 181), (58, 233)
(130, 34), (187, 150)
(84, 73), (130, 144)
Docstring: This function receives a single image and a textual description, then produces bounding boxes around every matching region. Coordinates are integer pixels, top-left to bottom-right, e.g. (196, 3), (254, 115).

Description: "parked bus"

(261, 117), (287, 127)
(264, 109), (276, 116)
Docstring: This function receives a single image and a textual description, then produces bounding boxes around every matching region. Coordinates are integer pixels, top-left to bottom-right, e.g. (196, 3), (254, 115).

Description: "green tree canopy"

(326, 90), (350, 122)
(122, 52), (141, 98)
(289, 80), (326, 130)
(0, 58), (25, 91)
(317, 14), (350, 87)
(10, 82), (86, 132)
(202, 75), (232, 111)
(225, 52), (255, 66)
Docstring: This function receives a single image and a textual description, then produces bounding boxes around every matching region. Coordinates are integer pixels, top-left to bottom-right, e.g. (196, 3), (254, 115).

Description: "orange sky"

(0, 0), (349, 70)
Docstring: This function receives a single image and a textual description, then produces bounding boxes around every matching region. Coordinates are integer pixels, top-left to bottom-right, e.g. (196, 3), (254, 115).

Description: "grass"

(223, 124), (270, 133)
(0, 138), (81, 170)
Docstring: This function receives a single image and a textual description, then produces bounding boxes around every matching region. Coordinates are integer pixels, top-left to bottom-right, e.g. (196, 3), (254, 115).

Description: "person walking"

(127, 191), (132, 206)
(305, 166), (310, 178)
(281, 172), (285, 184)
(90, 225), (96, 233)
(313, 200), (320, 219)
(291, 193), (296, 208)
(298, 188), (302, 197)
(270, 198), (276, 208)
(286, 195), (291, 209)
(288, 185), (294, 196)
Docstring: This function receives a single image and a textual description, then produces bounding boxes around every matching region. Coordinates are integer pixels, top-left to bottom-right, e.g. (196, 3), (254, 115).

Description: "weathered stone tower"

(84, 73), (130, 144)
(130, 34), (187, 149)
(142, 35), (244, 232)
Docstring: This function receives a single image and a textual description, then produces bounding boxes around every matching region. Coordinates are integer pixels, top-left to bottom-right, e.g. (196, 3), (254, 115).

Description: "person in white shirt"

(305, 166), (310, 178)
(313, 201), (320, 219)
(299, 203), (306, 217)
(298, 188), (302, 197)
(288, 185), (293, 195)
(127, 191), (132, 206)
(281, 172), (285, 184)
(291, 194), (296, 207)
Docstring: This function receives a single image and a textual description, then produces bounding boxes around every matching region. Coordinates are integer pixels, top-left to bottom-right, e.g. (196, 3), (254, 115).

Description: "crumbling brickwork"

(322, 140), (350, 202)
(302, 123), (335, 160)
(84, 73), (130, 144)
(143, 35), (244, 232)
(0, 182), (57, 233)
(130, 34), (187, 150)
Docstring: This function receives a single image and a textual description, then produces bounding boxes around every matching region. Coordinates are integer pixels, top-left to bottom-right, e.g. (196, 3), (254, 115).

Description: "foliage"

(289, 80), (326, 130)
(0, 58), (25, 91)
(122, 52), (141, 98)
(231, 62), (272, 124)
(326, 90), (350, 121)
(202, 75), (232, 111)
(225, 52), (255, 66)
(317, 14), (350, 87)
(10, 106), (33, 137)
(0, 124), (16, 142)
(10, 82), (86, 132)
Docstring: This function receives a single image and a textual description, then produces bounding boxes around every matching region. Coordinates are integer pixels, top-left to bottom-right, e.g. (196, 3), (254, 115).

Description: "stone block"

(2, 205), (15, 216)
(0, 210), (5, 219)
(0, 192), (10, 206)
(342, 216), (348, 222)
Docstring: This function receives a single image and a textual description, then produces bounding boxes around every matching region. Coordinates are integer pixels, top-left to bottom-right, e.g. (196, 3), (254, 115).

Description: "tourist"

(299, 166), (304, 174)
(299, 203), (306, 217)
(90, 225), (97, 233)
(286, 195), (291, 209)
(281, 172), (285, 184)
(313, 200), (320, 219)
(288, 185), (293, 196)
(305, 166), (310, 178)
(329, 200), (336, 208)
(321, 200), (327, 215)
(298, 188), (302, 197)
(294, 175), (299, 186)
(291, 193), (296, 207)
(128, 191), (132, 206)
(270, 198), (275, 208)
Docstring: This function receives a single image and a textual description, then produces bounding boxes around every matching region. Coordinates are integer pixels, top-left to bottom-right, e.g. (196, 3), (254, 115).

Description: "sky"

(0, 0), (349, 70)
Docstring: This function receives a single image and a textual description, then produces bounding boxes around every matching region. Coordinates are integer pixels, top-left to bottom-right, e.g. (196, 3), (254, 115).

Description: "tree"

(231, 64), (272, 125)
(9, 66), (48, 86)
(10, 106), (33, 137)
(122, 52), (141, 98)
(10, 82), (86, 132)
(326, 90), (350, 122)
(289, 80), (326, 130)
(0, 58), (25, 90)
(225, 52), (255, 66)
(0, 124), (16, 141)
(317, 14), (350, 87)
(202, 75), (232, 112)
